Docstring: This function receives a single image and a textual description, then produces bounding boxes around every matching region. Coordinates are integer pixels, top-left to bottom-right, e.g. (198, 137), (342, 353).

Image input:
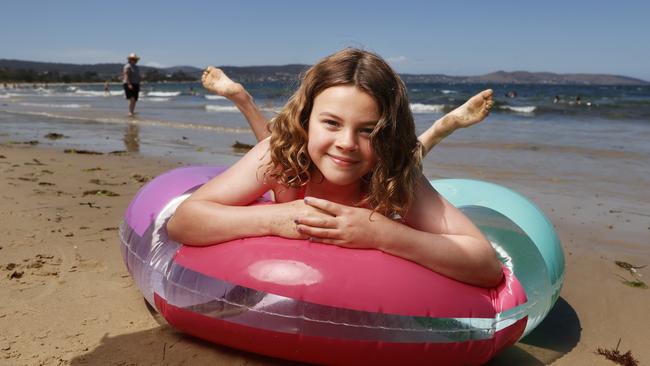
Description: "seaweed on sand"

(615, 260), (648, 289)
(617, 275), (648, 289)
(64, 149), (103, 155)
(615, 260), (646, 275)
(44, 132), (67, 140)
(596, 338), (639, 366)
(232, 140), (254, 153)
(82, 189), (120, 197)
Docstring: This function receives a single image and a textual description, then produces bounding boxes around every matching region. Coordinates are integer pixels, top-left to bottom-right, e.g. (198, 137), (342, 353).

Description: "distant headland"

(1, 59), (647, 85)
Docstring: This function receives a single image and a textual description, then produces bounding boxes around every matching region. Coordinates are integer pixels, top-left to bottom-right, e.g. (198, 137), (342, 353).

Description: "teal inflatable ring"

(432, 179), (565, 337)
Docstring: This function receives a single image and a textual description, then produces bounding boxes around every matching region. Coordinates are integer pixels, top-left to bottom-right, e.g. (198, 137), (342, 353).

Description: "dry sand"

(1, 143), (648, 366)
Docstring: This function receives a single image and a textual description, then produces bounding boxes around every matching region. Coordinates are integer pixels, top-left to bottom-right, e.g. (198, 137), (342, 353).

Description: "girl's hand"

(295, 197), (390, 249)
(269, 199), (334, 240)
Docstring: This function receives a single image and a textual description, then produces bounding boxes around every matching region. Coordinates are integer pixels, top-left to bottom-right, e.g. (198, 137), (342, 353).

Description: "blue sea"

(2, 81), (649, 155)
(1, 81), (649, 189)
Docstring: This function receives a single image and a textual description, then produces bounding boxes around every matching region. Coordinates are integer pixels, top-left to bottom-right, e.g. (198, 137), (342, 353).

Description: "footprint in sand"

(1, 246), (73, 301)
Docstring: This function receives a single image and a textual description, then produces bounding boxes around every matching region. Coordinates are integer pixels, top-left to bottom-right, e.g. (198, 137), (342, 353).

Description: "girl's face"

(307, 85), (380, 187)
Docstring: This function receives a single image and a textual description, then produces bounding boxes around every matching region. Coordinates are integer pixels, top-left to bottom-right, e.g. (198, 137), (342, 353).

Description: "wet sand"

(1, 142), (648, 365)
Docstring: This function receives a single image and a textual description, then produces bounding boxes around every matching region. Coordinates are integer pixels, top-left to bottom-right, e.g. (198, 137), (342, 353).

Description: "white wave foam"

(66, 86), (78, 91)
(410, 103), (445, 113)
(145, 97), (171, 102)
(0, 94), (10, 99)
(1, 93), (24, 98)
(441, 90), (457, 94)
(2, 109), (251, 134)
(35, 87), (52, 94)
(147, 91), (181, 97)
(500, 105), (537, 114)
(205, 95), (226, 100)
(205, 105), (239, 112)
(75, 89), (123, 97)
(19, 102), (91, 109)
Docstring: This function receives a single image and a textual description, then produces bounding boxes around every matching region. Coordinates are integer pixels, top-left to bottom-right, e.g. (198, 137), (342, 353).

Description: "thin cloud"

(143, 61), (167, 68)
(387, 56), (408, 65)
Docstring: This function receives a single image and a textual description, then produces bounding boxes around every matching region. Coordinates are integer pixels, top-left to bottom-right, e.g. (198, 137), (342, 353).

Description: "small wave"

(441, 90), (457, 94)
(19, 102), (91, 109)
(1, 109), (251, 134)
(410, 103), (445, 113)
(35, 87), (52, 94)
(147, 91), (181, 97)
(500, 105), (537, 114)
(75, 89), (123, 97)
(205, 95), (226, 100)
(66, 86), (78, 91)
(205, 105), (239, 112)
(145, 97), (171, 102)
(1, 93), (25, 98)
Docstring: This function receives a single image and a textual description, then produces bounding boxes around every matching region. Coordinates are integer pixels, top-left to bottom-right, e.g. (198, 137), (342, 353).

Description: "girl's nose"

(335, 130), (358, 151)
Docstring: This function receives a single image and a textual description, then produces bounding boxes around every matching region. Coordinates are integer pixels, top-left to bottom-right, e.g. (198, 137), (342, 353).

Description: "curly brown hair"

(266, 48), (422, 218)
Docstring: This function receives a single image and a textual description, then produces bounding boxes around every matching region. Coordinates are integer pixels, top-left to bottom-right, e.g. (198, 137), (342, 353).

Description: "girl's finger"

(297, 225), (338, 239)
(304, 196), (343, 215)
(308, 237), (343, 246)
(295, 216), (337, 228)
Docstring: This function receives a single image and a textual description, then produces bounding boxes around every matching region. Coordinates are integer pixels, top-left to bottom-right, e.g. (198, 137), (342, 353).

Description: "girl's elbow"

(484, 260), (505, 287)
(473, 240), (504, 288)
(166, 214), (184, 243)
(479, 252), (504, 288)
(166, 201), (193, 243)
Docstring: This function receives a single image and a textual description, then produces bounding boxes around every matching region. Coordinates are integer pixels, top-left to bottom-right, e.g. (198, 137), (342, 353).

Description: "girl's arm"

(389, 176), (503, 287)
(295, 176), (503, 288)
(167, 139), (332, 246)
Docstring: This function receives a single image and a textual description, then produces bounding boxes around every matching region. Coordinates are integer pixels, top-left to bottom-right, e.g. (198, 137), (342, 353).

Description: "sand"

(1, 143), (648, 366)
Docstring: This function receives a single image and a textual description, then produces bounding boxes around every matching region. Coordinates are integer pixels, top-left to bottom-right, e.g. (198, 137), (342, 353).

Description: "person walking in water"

(123, 53), (141, 116)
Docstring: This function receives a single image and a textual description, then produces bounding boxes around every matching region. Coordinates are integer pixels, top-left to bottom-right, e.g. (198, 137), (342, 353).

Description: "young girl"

(200, 65), (495, 154)
(168, 48), (503, 288)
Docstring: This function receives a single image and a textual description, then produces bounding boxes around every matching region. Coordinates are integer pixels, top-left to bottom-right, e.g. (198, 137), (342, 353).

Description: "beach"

(1, 142), (648, 365)
(1, 82), (650, 365)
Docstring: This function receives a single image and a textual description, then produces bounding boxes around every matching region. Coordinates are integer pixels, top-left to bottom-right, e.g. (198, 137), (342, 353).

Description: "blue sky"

(2, 0), (648, 80)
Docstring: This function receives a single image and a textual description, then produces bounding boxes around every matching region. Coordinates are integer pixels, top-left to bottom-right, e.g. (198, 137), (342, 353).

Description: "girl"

(168, 48), (503, 288)
(200, 65), (495, 154)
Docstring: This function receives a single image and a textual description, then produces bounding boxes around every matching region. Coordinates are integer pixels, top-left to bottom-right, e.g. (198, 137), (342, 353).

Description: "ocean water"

(1, 81), (649, 185)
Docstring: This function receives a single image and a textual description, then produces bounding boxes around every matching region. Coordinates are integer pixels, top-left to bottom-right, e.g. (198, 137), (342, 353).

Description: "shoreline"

(1, 142), (649, 365)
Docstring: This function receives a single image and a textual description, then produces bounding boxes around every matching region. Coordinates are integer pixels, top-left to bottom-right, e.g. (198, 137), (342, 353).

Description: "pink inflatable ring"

(120, 166), (531, 365)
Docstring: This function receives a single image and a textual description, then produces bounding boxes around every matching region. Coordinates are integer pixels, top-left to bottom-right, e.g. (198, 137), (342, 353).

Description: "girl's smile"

(307, 85), (380, 188)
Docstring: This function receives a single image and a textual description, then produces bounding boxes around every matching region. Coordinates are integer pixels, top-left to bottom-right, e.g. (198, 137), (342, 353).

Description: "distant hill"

(1, 59), (647, 85)
(0, 59), (202, 83)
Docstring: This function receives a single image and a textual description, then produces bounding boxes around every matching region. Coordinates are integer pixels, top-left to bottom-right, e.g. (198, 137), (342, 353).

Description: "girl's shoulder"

(237, 138), (304, 202)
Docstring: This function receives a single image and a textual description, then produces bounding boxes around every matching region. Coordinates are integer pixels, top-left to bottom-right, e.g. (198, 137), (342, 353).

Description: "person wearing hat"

(123, 53), (141, 116)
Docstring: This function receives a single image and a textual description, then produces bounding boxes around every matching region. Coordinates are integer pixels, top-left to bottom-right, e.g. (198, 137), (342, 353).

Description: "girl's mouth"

(327, 153), (359, 167)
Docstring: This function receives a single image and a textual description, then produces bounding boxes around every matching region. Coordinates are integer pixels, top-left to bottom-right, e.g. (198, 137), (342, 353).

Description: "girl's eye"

(323, 120), (339, 127)
(360, 128), (374, 135)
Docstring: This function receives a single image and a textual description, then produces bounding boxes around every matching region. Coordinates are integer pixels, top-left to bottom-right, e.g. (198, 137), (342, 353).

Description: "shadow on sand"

(70, 297), (579, 365)
(69, 299), (306, 366)
(487, 296), (581, 365)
